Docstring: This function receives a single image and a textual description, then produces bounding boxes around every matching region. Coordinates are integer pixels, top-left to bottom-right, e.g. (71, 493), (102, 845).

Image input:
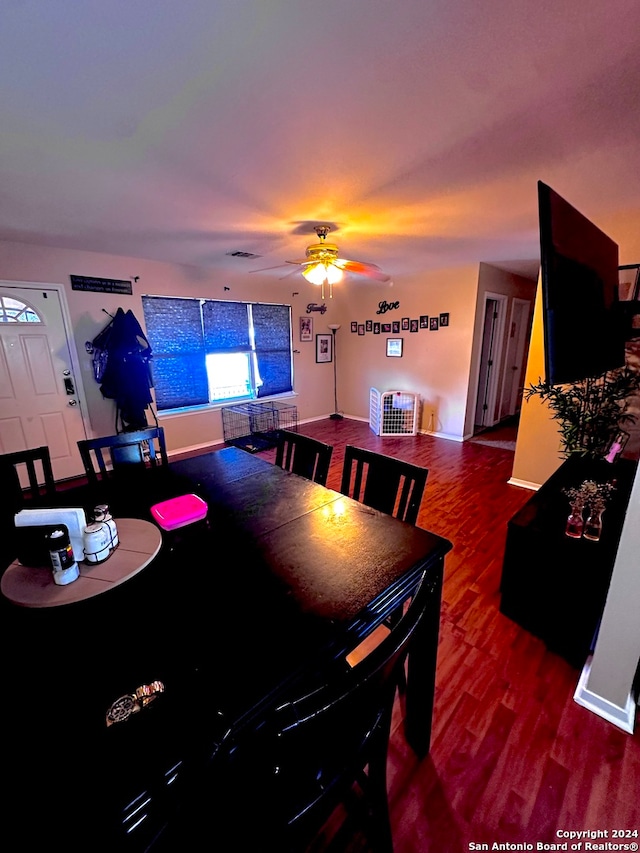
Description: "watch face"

(106, 694), (136, 726)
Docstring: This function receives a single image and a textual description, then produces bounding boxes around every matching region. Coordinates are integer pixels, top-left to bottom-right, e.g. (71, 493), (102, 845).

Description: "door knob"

(68, 399), (78, 407)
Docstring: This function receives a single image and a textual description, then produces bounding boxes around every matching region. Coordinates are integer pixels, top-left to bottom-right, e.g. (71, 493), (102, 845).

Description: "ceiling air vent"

(226, 250), (261, 259)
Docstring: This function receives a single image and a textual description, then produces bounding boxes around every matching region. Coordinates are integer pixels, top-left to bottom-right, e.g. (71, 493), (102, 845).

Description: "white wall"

(337, 265), (480, 439)
(0, 239), (492, 450)
(0, 239), (343, 452)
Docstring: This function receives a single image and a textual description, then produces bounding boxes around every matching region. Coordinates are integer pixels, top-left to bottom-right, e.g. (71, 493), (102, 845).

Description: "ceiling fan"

(252, 226), (391, 298)
(286, 226), (391, 298)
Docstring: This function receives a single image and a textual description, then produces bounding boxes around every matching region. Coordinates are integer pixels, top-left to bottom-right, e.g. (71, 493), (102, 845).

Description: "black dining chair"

(0, 445), (57, 508)
(0, 446), (58, 572)
(77, 427), (172, 518)
(153, 567), (434, 853)
(77, 427), (169, 487)
(340, 444), (429, 525)
(340, 444), (429, 650)
(274, 429), (334, 486)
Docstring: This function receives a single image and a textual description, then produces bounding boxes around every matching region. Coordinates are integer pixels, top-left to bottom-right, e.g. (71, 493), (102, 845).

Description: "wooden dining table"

(1, 446), (452, 851)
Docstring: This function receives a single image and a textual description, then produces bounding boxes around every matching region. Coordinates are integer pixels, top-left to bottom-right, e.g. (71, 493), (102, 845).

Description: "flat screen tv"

(538, 180), (626, 386)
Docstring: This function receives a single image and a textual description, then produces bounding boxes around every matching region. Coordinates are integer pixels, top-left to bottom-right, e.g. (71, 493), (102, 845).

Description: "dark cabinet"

(499, 456), (637, 669)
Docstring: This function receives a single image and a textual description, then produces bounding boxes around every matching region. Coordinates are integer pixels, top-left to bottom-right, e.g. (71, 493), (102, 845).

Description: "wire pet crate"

(369, 388), (419, 436)
(221, 401), (298, 452)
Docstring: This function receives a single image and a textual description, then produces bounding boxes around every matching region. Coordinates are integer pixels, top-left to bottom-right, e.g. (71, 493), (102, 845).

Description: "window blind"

(142, 297), (208, 409)
(252, 303), (293, 398)
(142, 295), (293, 411)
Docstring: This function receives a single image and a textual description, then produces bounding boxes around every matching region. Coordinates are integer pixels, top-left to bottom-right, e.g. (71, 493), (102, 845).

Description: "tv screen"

(538, 180), (626, 386)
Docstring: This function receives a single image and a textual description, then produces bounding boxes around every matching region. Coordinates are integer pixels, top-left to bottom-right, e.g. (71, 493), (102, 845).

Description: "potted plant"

(524, 364), (640, 459)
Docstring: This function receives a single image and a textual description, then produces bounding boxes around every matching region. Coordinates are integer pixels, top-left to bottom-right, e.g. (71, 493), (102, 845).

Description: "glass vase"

(583, 508), (604, 542)
(565, 504), (584, 539)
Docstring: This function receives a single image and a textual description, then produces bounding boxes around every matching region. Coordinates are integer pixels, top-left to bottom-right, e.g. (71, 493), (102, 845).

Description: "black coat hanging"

(91, 308), (155, 432)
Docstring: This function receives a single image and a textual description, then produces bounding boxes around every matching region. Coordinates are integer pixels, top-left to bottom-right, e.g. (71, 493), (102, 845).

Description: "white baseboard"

(573, 656), (637, 734)
(418, 429), (464, 442)
(507, 476), (541, 491)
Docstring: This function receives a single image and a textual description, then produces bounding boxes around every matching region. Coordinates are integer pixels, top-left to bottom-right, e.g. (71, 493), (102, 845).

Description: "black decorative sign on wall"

(70, 275), (133, 295)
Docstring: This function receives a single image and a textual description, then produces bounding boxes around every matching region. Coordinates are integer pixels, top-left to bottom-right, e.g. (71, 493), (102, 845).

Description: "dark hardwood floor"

(253, 417), (640, 851)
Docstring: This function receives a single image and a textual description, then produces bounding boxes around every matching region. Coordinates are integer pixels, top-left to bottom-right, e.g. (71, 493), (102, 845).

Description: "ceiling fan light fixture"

(302, 262), (343, 286)
(302, 260), (342, 298)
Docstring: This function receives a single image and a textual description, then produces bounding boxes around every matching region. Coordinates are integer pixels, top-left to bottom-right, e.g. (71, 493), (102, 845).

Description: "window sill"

(156, 391), (298, 419)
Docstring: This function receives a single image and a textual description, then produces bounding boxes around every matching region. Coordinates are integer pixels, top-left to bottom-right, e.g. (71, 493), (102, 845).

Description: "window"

(141, 296), (293, 412)
(0, 296), (41, 323)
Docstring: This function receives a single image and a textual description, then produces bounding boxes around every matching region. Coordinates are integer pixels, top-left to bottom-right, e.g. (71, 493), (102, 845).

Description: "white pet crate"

(369, 388), (419, 436)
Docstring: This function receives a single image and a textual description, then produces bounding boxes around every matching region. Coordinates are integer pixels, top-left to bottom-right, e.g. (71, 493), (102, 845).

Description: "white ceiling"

(1, 0), (639, 285)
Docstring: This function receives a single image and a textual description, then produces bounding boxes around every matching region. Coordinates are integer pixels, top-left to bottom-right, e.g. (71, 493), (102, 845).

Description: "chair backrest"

(77, 427), (168, 485)
(0, 446), (57, 508)
(274, 430), (333, 486)
(206, 567), (433, 852)
(340, 444), (428, 525)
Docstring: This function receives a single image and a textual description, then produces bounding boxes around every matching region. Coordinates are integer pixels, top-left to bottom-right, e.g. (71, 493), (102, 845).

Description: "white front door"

(0, 283), (88, 481)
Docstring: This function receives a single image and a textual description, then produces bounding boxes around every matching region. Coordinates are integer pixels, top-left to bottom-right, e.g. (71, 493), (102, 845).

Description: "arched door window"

(0, 296), (43, 323)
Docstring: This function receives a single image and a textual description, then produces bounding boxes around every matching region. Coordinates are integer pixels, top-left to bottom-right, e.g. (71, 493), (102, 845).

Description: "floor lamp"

(327, 324), (342, 420)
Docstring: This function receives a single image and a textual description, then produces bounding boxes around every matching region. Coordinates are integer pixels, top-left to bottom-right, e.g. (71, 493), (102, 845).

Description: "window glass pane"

(0, 297), (41, 323)
(252, 303), (293, 397)
(152, 354), (209, 410)
(206, 353), (252, 401)
(203, 301), (250, 351)
(142, 296), (208, 409)
(142, 297), (203, 353)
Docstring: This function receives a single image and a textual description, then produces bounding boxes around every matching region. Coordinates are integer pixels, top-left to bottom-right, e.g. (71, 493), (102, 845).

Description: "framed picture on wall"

(410, 319), (419, 333)
(381, 322), (391, 333)
(365, 319), (373, 332)
(440, 312), (450, 327)
(392, 321), (400, 334)
(386, 338), (403, 357)
(316, 333), (332, 363)
(351, 321), (358, 333)
(358, 324), (365, 335)
(373, 322), (381, 334)
(299, 316), (313, 341)
(430, 317), (439, 331)
(420, 315), (429, 328)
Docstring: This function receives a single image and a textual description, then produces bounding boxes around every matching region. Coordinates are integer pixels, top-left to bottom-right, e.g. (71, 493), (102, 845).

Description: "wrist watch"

(106, 681), (165, 727)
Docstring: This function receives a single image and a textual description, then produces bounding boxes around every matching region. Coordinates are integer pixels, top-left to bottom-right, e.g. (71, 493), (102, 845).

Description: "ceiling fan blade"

(335, 258), (391, 282)
(285, 259), (316, 267)
(278, 268), (302, 280)
(249, 263), (290, 273)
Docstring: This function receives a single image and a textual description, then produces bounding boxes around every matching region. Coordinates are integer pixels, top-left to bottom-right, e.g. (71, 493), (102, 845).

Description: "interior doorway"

(474, 294), (507, 432)
(499, 297), (533, 422)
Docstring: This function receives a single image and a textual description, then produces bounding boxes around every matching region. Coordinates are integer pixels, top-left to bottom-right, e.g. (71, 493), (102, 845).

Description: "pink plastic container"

(150, 493), (208, 531)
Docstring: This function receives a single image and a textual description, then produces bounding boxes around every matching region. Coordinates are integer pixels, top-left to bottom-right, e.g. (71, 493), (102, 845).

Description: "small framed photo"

(316, 333), (332, 363)
(392, 320), (400, 334)
(358, 324), (365, 336)
(440, 312), (450, 327)
(430, 317), (439, 331)
(350, 321), (358, 333)
(410, 319), (419, 333)
(386, 337), (403, 357)
(401, 317), (410, 331)
(420, 315), (429, 329)
(381, 322), (391, 333)
(299, 316), (313, 342)
(365, 319), (373, 332)
(373, 322), (381, 334)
